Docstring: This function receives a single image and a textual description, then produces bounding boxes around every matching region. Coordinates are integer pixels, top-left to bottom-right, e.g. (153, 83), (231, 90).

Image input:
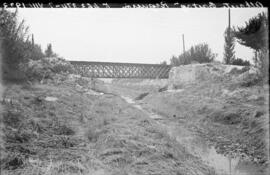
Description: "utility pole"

(182, 34), (186, 59)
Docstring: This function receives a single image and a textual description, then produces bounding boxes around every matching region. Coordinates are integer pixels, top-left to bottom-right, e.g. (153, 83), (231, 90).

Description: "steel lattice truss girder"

(70, 61), (171, 79)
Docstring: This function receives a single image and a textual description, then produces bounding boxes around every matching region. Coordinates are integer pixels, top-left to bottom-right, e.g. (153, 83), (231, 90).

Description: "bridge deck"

(70, 61), (171, 79)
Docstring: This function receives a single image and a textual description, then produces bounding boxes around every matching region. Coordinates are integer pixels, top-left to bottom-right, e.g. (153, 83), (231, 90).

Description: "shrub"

(160, 61), (167, 65)
(170, 43), (217, 66)
(45, 43), (57, 57)
(231, 58), (250, 66)
(20, 57), (75, 81)
(239, 73), (262, 87)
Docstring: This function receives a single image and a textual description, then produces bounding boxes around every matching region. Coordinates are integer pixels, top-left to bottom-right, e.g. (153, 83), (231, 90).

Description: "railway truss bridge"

(70, 61), (171, 79)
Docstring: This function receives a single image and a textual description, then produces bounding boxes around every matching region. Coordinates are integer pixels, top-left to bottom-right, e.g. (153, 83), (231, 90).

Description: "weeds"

(1, 153), (26, 170)
(239, 73), (263, 87)
(86, 127), (103, 143)
(3, 111), (24, 128)
(53, 124), (75, 136)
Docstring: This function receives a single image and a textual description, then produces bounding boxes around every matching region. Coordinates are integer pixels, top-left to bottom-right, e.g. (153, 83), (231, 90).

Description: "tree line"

(163, 11), (268, 80)
(0, 9), (58, 82)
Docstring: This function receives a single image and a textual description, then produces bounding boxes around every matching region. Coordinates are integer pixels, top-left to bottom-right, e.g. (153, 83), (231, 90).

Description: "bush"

(20, 57), (75, 81)
(170, 43), (217, 66)
(239, 73), (262, 87)
(231, 58), (250, 66)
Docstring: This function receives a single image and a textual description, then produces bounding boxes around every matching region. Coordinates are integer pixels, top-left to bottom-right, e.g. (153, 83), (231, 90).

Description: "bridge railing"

(70, 61), (171, 79)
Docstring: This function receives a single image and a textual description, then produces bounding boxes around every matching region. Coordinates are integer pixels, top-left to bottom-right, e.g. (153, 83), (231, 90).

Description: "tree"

(24, 40), (44, 60)
(233, 12), (268, 80)
(45, 43), (57, 57)
(0, 9), (29, 67)
(178, 51), (191, 65)
(170, 55), (180, 66)
(170, 43), (217, 66)
(189, 43), (217, 63)
(223, 27), (236, 64)
(0, 9), (45, 81)
(233, 12), (268, 52)
(160, 61), (167, 65)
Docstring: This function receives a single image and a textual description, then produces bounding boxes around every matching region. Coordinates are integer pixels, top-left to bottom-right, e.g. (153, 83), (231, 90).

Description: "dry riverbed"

(104, 78), (269, 175)
(1, 77), (218, 175)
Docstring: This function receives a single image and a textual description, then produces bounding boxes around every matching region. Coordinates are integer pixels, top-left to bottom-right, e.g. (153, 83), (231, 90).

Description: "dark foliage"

(223, 27), (236, 64)
(233, 12), (268, 51)
(231, 58), (250, 66)
(233, 12), (268, 81)
(0, 9), (45, 82)
(45, 43), (57, 57)
(160, 61), (167, 65)
(170, 43), (217, 66)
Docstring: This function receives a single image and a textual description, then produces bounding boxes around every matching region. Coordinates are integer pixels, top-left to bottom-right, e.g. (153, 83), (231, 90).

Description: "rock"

(221, 89), (231, 96)
(209, 110), (242, 125)
(253, 111), (264, 118)
(44, 96), (58, 102)
(85, 89), (103, 96)
(1, 98), (12, 104)
(75, 84), (83, 89)
(225, 65), (245, 74)
(248, 95), (260, 101)
(34, 96), (43, 103)
(168, 63), (240, 89)
(158, 86), (168, 92)
(167, 89), (184, 93)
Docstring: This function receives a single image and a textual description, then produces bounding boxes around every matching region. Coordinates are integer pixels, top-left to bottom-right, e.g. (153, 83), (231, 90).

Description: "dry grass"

(1, 78), (217, 175)
(120, 78), (269, 169)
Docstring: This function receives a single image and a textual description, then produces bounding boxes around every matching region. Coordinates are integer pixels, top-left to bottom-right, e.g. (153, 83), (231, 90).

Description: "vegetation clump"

(233, 12), (269, 82)
(0, 9), (75, 83)
(170, 43), (217, 66)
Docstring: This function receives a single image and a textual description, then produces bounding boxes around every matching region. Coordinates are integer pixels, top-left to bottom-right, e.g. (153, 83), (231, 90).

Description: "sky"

(17, 8), (267, 64)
